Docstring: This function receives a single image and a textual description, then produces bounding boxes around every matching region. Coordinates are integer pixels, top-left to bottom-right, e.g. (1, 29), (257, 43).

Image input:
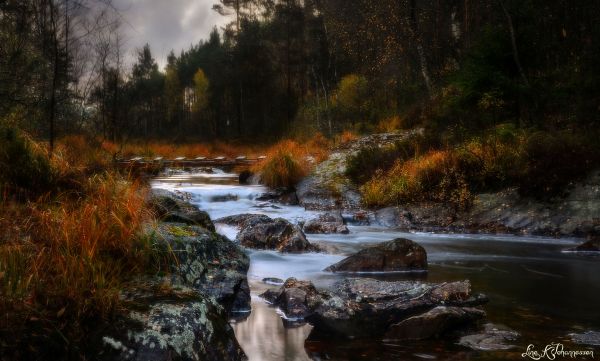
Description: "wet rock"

(216, 213), (273, 228)
(238, 170), (253, 185)
(458, 323), (520, 351)
(218, 214), (316, 253)
(303, 212), (349, 234)
(385, 306), (485, 340)
(98, 281), (246, 361)
(306, 278), (486, 338)
(256, 188), (299, 205)
(155, 223), (250, 313)
(569, 330), (600, 346)
(259, 278), (321, 319)
(262, 277), (285, 286)
(210, 194), (238, 202)
(567, 237), (600, 252)
(324, 238), (427, 273)
(149, 189), (215, 231)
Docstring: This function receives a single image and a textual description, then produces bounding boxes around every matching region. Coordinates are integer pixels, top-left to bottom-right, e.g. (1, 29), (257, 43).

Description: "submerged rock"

(154, 223), (251, 313)
(217, 214), (317, 253)
(324, 238), (427, 273)
(303, 212), (349, 234)
(569, 330), (600, 346)
(262, 277), (285, 286)
(458, 323), (520, 351)
(385, 306), (485, 340)
(98, 282), (246, 361)
(149, 189), (215, 231)
(256, 188), (299, 205)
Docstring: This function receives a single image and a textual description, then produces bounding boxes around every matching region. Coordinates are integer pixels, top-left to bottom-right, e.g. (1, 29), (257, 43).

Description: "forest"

(1, 0), (600, 359)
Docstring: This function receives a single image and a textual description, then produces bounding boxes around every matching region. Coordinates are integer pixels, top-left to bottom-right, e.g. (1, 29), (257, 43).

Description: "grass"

(251, 134), (331, 188)
(357, 126), (600, 210)
(0, 129), (165, 357)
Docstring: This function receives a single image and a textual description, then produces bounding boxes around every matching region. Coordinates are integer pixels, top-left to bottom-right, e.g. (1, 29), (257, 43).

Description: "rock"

(149, 189), (215, 231)
(324, 238), (427, 273)
(97, 281), (246, 361)
(256, 188), (299, 205)
(210, 194), (238, 202)
(259, 278), (321, 319)
(155, 223), (250, 313)
(238, 170), (253, 184)
(568, 237), (600, 252)
(306, 278), (486, 338)
(262, 277), (284, 286)
(569, 330), (600, 346)
(218, 214), (316, 253)
(295, 176), (339, 210)
(458, 323), (520, 351)
(385, 306), (485, 340)
(303, 212), (349, 234)
(215, 214), (273, 228)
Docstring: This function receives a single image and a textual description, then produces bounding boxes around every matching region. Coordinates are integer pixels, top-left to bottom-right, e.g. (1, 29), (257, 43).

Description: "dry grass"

(0, 133), (161, 355)
(252, 134), (330, 188)
(376, 116), (403, 133)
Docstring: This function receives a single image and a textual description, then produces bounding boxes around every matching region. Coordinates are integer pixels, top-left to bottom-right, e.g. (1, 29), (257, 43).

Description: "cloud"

(112, 0), (230, 69)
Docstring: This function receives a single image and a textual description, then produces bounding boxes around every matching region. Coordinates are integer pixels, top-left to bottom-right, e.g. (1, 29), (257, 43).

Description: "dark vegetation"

(1, 0), (600, 358)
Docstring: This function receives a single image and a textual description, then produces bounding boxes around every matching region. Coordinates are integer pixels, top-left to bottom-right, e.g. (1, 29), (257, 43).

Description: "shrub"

(518, 131), (597, 198)
(0, 125), (55, 196)
(253, 140), (310, 188)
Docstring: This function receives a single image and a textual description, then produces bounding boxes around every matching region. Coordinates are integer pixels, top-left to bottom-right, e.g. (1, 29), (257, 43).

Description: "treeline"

(1, 0), (599, 145)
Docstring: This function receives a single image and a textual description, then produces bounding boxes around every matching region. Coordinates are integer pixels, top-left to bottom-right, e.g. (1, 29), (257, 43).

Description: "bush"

(253, 140), (310, 188)
(0, 125), (55, 196)
(518, 131), (597, 198)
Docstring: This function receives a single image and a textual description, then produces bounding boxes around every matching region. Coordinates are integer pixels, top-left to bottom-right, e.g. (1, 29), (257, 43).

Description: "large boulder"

(149, 189), (215, 231)
(324, 238), (427, 273)
(97, 281), (246, 361)
(154, 223), (250, 313)
(217, 214), (317, 253)
(306, 278), (486, 338)
(385, 306), (485, 340)
(303, 212), (349, 234)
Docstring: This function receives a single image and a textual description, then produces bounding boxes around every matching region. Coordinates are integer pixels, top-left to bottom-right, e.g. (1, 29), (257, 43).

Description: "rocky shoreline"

(291, 133), (600, 241)
(94, 190), (250, 361)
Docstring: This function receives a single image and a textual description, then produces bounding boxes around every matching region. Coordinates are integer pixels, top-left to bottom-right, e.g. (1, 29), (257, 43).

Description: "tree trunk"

(498, 0), (529, 86)
(407, 0), (433, 97)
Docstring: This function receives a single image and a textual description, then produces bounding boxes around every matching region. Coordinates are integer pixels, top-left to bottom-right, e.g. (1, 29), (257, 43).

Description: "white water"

(152, 168), (600, 361)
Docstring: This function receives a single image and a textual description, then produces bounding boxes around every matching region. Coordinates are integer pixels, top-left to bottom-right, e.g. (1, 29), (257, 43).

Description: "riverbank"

(293, 131), (600, 239)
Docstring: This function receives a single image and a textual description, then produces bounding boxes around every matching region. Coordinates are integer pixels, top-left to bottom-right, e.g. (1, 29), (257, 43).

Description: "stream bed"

(152, 168), (600, 360)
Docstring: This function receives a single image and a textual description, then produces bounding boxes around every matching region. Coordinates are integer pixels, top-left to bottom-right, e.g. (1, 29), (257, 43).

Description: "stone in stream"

(324, 238), (427, 273)
(303, 212), (350, 234)
(148, 189), (215, 231)
(567, 237), (600, 252)
(259, 278), (322, 319)
(458, 323), (520, 351)
(569, 330), (600, 346)
(385, 306), (485, 340)
(261, 277), (487, 340)
(216, 214), (317, 253)
(262, 277), (285, 286)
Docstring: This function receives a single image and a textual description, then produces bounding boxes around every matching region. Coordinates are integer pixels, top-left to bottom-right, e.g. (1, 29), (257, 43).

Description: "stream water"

(152, 168), (600, 361)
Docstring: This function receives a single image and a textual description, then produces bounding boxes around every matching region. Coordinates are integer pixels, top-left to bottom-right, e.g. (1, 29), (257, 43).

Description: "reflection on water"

(152, 169), (600, 361)
(232, 292), (312, 361)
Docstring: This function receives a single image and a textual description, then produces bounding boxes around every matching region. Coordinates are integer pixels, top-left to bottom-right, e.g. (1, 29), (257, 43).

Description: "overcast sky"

(112, 0), (230, 69)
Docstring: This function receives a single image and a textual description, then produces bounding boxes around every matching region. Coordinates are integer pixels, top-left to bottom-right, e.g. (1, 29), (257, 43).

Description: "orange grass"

(0, 135), (160, 353)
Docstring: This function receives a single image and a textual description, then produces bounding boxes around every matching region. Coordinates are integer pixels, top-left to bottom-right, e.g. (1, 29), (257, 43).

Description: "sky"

(112, 0), (230, 69)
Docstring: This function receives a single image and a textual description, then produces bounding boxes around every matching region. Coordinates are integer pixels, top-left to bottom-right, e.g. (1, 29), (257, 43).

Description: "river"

(152, 168), (600, 361)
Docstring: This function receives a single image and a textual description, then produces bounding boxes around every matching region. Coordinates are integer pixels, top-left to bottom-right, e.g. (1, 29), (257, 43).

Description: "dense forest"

(2, 0), (598, 144)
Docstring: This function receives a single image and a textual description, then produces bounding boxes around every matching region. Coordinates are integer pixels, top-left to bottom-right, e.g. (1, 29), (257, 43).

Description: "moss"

(167, 225), (197, 238)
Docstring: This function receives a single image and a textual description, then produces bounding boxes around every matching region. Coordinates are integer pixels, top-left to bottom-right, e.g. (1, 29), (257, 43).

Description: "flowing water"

(152, 168), (600, 360)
